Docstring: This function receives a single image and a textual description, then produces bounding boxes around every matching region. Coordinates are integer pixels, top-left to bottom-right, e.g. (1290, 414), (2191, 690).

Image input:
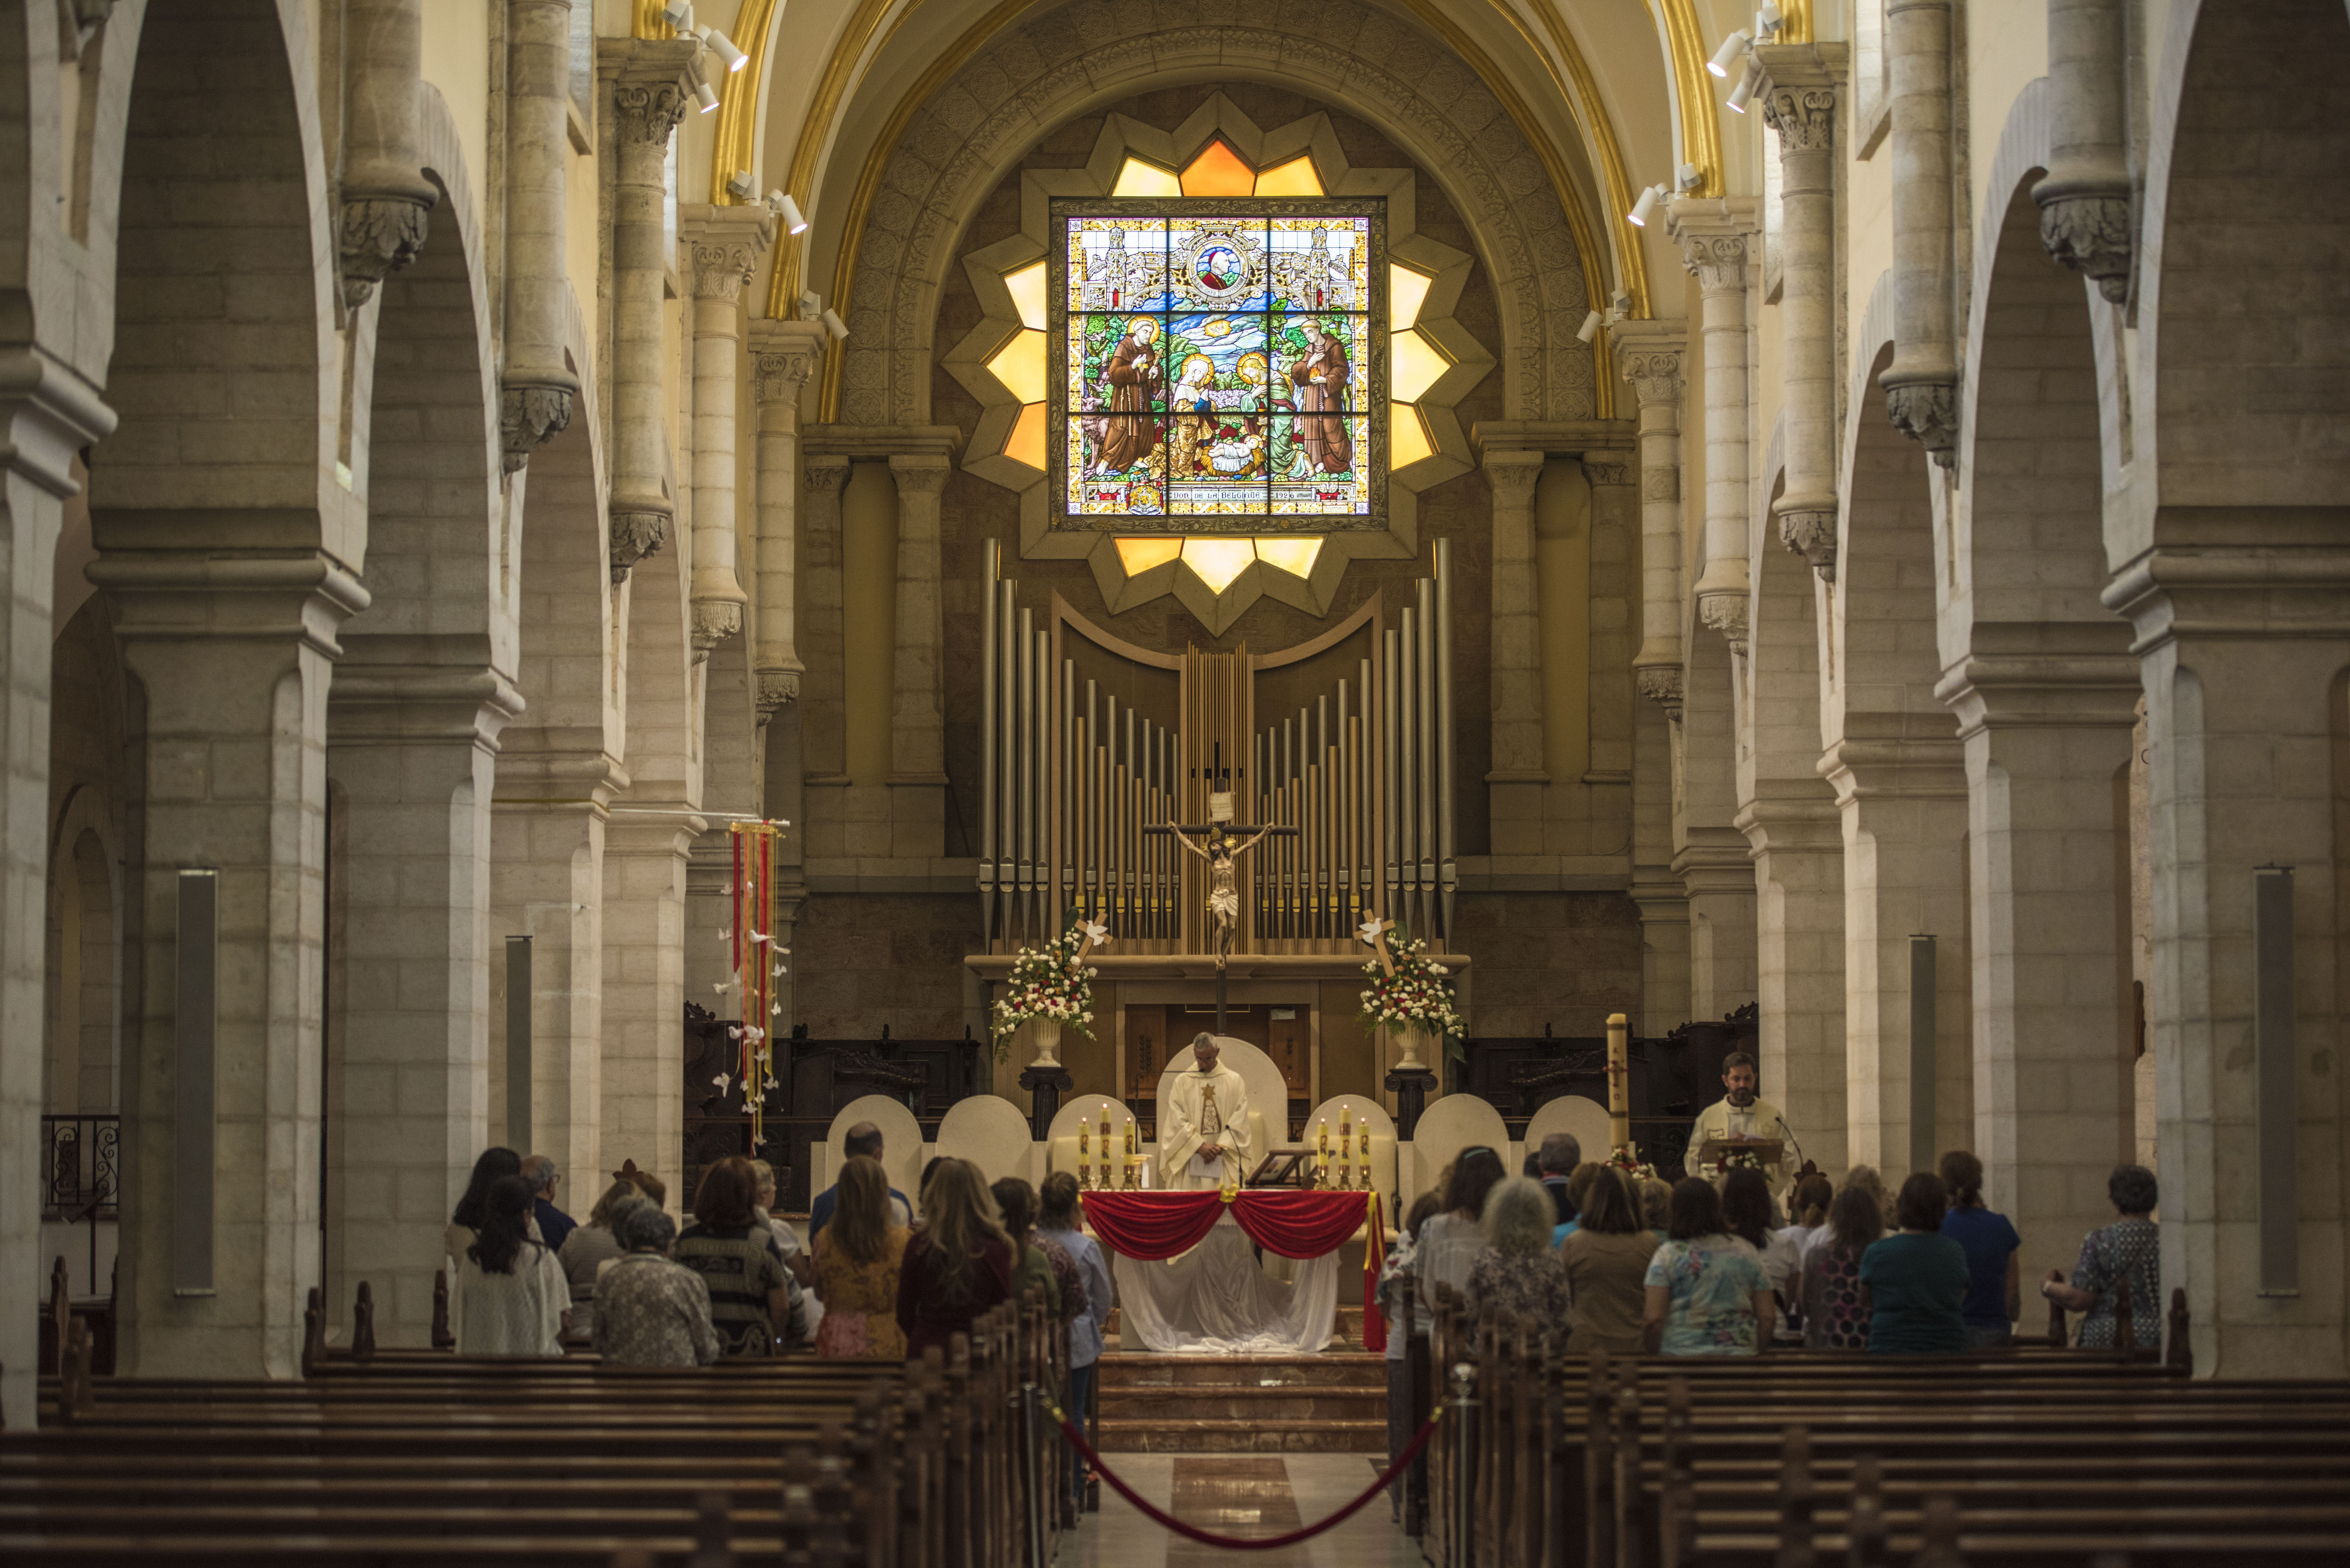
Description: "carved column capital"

(887, 453), (952, 496)
(1638, 666), (1685, 720)
(1582, 458), (1633, 488)
(756, 668), (802, 715)
(1698, 592), (1750, 657)
(499, 385), (576, 474)
(2036, 194), (2134, 302)
(806, 456), (852, 497)
(689, 242), (758, 302)
(1762, 84), (1839, 154)
(1618, 348), (1686, 411)
(749, 319), (829, 404)
(1677, 230), (1749, 292)
(1775, 506), (1840, 581)
(611, 79), (689, 146)
(610, 508), (670, 585)
(1482, 448), (1545, 506)
(690, 600), (743, 649)
(337, 194), (434, 309)
(1882, 380), (1960, 466)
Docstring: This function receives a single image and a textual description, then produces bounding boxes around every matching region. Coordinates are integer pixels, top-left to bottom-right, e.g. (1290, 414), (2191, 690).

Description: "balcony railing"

(41, 1114), (119, 1223)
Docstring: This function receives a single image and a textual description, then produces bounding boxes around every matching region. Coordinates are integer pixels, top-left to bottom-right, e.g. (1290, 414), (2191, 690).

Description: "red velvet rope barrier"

(1054, 1401), (1443, 1551)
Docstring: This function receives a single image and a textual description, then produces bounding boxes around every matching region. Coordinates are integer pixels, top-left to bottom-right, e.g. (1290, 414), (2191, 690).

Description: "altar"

(1079, 1189), (1385, 1354)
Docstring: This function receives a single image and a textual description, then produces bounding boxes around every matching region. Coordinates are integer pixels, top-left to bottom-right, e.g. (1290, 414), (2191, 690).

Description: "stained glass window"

(1051, 197), (1386, 533)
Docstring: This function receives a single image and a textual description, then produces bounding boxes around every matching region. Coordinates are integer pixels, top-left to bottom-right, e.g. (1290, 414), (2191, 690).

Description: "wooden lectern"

(1694, 1135), (1785, 1173)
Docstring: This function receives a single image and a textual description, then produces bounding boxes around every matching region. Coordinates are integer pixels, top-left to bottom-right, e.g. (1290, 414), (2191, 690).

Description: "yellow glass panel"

(986, 329), (1048, 403)
(982, 329), (1048, 404)
(1392, 402), (1435, 468)
(1391, 264), (1434, 332)
(1004, 403), (1047, 470)
(1113, 157), (1182, 197)
(1180, 141), (1256, 197)
(1115, 536), (1183, 574)
(1181, 536), (1255, 593)
(1391, 328), (1450, 403)
(1005, 262), (1048, 331)
(1253, 156), (1324, 197)
(1254, 536), (1324, 577)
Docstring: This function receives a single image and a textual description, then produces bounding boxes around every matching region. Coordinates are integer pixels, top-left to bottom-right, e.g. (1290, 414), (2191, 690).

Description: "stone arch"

(43, 787), (120, 1116)
(2142, 0), (2350, 512)
(89, 0), (342, 536)
(831, 0), (1595, 429)
(1834, 339), (1944, 737)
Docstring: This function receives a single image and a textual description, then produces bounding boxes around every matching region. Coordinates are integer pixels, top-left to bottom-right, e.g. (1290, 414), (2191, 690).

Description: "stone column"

(1676, 645), (1758, 1025)
(1881, 0), (1959, 462)
(678, 204), (774, 648)
(2034, 0), (2133, 300)
(1483, 448), (1547, 854)
(1821, 731), (1971, 1170)
(500, 0), (577, 467)
(1736, 798), (1848, 1173)
(749, 322), (826, 708)
(324, 667), (520, 1345)
(1759, 49), (1844, 578)
(95, 552), (369, 1381)
(0, 380), (111, 1428)
(798, 454), (851, 783)
(886, 453), (951, 859)
(336, 0), (435, 309)
(1941, 649), (2139, 1301)
(603, 40), (696, 581)
(2104, 546), (2350, 1377)
(1615, 331), (1686, 696)
(1665, 201), (1757, 641)
(601, 815), (695, 1183)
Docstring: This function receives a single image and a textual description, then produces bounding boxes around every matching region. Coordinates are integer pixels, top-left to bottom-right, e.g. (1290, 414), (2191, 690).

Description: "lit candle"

(1079, 1121), (1092, 1192)
(1340, 1114), (1354, 1188)
(1101, 1107), (1114, 1188)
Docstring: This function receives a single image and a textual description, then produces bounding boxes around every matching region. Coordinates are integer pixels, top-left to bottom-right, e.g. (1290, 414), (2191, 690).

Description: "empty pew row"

(3, 1280), (1073, 1568)
(1398, 1276), (2350, 1568)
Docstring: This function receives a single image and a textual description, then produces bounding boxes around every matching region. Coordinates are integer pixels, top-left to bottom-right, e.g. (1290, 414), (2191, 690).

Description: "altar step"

(1091, 1353), (1389, 1452)
(1104, 1304), (1371, 1348)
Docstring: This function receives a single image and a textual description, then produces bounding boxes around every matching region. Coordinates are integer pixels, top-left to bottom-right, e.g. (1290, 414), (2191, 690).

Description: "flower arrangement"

(1357, 923), (1466, 1057)
(989, 912), (1108, 1064)
(1606, 1143), (1657, 1179)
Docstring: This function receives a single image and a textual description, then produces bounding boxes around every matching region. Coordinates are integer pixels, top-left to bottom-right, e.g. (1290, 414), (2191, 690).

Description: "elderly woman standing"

(595, 1205), (720, 1367)
(557, 1179), (652, 1340)
(2042, 1164), (2161, 1349)
(1462, 1176), (1573, 1344)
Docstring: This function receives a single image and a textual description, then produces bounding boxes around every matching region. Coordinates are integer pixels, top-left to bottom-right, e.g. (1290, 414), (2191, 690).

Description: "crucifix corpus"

(1147, 790), (1298, 1035)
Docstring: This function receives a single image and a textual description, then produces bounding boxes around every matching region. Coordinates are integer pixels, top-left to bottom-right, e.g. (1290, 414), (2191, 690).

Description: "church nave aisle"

(1059, 1454), (1424, 1568)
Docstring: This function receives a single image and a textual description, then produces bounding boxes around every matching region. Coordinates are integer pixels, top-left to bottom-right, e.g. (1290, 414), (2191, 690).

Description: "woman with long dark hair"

(676, 1156), (800, 1357)
(1642, 1178), (1773, 1356)
(894, 1158), (1014, 1361)
(453, 1174), (567, 1355)
(1415, 1146), (1508, 1328)
(1721, 1164), (1800, 1331)
(1561, 1169), (1658, 1357)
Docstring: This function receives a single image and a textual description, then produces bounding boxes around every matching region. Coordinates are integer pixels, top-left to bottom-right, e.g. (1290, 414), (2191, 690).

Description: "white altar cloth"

(1110, 1211), (1340, 1354)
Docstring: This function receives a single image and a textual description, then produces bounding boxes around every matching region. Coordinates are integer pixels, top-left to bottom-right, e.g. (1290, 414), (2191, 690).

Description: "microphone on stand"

(1773, 1113), (1808, 1172)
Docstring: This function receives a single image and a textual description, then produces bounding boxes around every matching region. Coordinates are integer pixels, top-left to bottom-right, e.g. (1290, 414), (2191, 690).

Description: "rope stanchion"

(1050, 1400), (1444, 1551)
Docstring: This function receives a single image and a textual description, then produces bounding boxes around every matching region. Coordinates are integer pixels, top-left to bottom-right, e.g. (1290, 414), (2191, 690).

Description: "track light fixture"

(1609, 289), (1631, 326)
(821, 307), (850, 341)
(662, 1), (692, 30)
(1577, 309), (1602, 344)
(683, 55), (718, 113)
(1754, 3), (1784, 38)
(727, 170), (757, 200)
(1727, 57), (1762, 113)
(771, 193), (809, 235)
(1678, 162), (1702, 191)
(1628, 183), (1665, 227)
(1708, 28), (1753, 77)
(704, 28), (748, 72)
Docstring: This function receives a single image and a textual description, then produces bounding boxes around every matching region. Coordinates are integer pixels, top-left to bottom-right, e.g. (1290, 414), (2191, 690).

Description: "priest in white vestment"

(1158, 1034), (1253, 1189)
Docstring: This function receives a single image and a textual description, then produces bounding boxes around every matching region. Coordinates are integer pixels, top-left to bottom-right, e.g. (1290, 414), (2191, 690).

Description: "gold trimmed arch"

(706, 0), (783, 204)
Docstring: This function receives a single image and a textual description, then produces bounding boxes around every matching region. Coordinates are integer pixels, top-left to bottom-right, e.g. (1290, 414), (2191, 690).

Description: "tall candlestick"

(1606, 1012), (1631, 1154)
(1339, 1115), (1355, 1190)
(1078, 1123), (1092, 1191)
(1101, 1108), (1114, 1190)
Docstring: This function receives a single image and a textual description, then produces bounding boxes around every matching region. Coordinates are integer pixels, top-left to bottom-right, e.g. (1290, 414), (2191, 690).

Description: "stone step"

(1104, 1304), (1371, 1347)
(1099, 1385), (1387, 1423)
(1092, 1418), (1389, 1454)
(1097, 1352), (1388, 1390)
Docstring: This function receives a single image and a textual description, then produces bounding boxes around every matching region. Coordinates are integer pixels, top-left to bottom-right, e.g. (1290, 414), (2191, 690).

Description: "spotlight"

(1609, 288), (1631, 326)
(821, 307), (850, 341)
(727, 170), (757, 200)
(684, 56), (718, 113)
(1628, 183), (1664, 227)
(1577, 309), (1602, 343)
(662, 1), (692, 30)
(1755, 2), (1783, 37)
(1678, 162), (1702, 191)
(705, 27), (748, 72)
(1708, 28), (1752, 78)
(1727, 58), (1761, 113)
(772, 193), (809, 234)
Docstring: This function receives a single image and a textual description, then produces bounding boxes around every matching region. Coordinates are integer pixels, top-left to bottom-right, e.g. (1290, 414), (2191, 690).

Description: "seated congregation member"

(752, 1158), (818, 1287)
(1860, 1172), (1969, 1355)
(1416, 1147), (1507, 1327)
(896, 1158), (1016, 1361)
(1801, 1187), (1881, 1350)
(1552, 1161), (1604, 1248)
(677, 1156), (802, 1358)
(2040, 1163), (2159, 1349)
(812, 1155), (910, 1359)
(1638, 1176), (1674, 1233)
(1380, 1190), (1445, 1519)
(595, 1204), (720, 1367)
(991, 1175), (1067, 1322)
(454, 1174), (568, 1355)
(1722, 1165), (1800, 1330)
(520, 1153), (576, 1252)
(1787, 1170), (1833, 1241)
(1536, 1133), (1582, 1225)
(1036, 1172), (1113, 1512)
(916, 1157), (951, 1224)
(558, 1178), (652, 1339)
(1561, 1168), (1657, 1357)
(448, 1146), (524, 1263)
(1463, 1176), (1572, 1344)
(809, 1122), (913, 1243)
(1937, 1149), (2021, 1349)
(1644, 1177), (1774, 1357)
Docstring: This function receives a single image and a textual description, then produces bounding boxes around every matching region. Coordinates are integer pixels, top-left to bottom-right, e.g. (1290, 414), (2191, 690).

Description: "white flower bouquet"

(989, 912), (1108, 1065)
(1356, 929), (1465, 1057)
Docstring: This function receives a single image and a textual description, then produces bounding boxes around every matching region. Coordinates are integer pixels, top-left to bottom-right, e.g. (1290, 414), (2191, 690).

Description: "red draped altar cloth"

(1080, 1189), (1388, 1352)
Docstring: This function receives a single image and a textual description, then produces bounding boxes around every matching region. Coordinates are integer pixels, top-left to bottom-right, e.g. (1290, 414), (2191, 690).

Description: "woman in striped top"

(675, 1156), (800, 1357)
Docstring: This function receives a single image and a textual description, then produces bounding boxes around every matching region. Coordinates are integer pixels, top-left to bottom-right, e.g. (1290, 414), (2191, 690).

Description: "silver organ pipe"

(980, 540), (998, 937)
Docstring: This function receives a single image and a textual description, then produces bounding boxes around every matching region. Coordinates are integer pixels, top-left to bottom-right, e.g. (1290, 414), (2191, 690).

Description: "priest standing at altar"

(1689, 1051), (1794, 1189)
(1160, 1035), (1253, 1189)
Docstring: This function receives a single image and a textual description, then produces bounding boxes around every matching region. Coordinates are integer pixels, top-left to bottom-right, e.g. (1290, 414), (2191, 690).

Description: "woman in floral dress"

(813, 1155), (911, 1358)
(2041, 1164), (2161, 1349)
(1644, 1178), (1775, 1356)
(1462, 1177), (1573, 1348)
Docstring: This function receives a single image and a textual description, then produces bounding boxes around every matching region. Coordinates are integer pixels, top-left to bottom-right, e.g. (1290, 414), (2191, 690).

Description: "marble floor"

(1056, 1453), (1428, 1567)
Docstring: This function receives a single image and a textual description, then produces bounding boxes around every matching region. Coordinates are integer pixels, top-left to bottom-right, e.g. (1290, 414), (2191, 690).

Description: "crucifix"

(1147, 786), (1297, 1035)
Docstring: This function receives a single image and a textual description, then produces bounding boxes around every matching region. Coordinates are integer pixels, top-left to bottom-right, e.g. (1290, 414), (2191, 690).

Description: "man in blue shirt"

(519, 1153), (576, 1252)
(1538, 1132), (1582, 1240)
(808, 1122), (913, 1242)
